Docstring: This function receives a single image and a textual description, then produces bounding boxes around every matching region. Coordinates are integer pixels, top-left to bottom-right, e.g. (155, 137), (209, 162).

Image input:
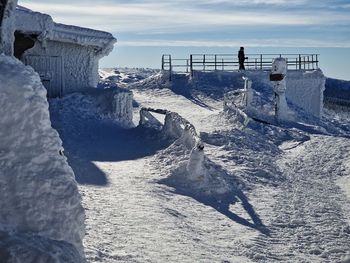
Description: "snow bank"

(140, 107), (229, 194)
(0, 55), (85, 262)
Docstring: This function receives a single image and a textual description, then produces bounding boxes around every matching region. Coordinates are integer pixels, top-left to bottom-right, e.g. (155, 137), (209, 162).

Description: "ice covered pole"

(242, 76), (253, 109)
(186, 143), (207, 182)
(270, 57), (289, 122)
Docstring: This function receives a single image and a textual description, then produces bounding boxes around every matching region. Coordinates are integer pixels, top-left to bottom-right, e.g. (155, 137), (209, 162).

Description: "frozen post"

(270, 57), (289, 122)
(242, 76), (253, 110)
(186, 143), (207, 182)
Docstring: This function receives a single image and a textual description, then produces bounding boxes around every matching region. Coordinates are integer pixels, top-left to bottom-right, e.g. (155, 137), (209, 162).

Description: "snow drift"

(0, 55), (85, 262)
(139, 107), (230, 195)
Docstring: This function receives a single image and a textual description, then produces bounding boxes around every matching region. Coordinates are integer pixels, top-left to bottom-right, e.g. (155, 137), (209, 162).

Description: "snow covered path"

(245, 136), (350, 262)
(50, 71), (350, 262)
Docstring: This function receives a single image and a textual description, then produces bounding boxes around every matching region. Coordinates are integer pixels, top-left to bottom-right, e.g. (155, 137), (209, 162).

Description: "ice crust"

(0, 55), (85, 262)
(14, 6), (116, 94)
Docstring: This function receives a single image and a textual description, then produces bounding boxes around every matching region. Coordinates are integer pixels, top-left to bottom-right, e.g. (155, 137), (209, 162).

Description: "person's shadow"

(159, 165), (270, 235)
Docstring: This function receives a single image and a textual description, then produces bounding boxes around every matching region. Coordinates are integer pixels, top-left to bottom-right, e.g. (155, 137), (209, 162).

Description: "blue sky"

(20, 0), (350, 80)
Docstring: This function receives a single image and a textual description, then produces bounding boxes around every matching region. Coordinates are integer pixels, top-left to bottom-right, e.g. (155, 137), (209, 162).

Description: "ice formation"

(80, 87), (134, 127)
(192, 70), (325, 118)
(0, 54), (85, 262)
(0, 0), (17, 55)
(14, 6), (117, 96)
(270, 57), (290, 122)
(139, 107), (229, 194)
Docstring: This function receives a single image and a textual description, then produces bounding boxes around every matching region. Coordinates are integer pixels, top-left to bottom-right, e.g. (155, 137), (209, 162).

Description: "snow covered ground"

(49, 68), (350, 262)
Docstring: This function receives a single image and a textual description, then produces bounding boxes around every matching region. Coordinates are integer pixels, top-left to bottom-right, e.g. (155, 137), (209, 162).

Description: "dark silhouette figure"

(238, 46), (247, 70)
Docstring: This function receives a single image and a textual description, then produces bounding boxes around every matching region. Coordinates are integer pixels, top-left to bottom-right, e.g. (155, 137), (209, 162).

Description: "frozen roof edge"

(15, 6), (117, 50)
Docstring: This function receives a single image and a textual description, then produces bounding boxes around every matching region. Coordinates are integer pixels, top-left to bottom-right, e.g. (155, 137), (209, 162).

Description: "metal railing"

(162, 53), (319, 76)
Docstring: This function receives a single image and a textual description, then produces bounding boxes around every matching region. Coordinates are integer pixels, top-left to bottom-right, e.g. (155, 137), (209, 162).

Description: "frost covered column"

(0, 0), (17, 55)
(270, 57), (289, 122)
(243, 76), (253, 110)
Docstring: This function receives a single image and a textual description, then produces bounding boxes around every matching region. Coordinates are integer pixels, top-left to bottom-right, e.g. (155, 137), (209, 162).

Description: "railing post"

(316, 54), (318, 68)
(161, 55), (164, 70)
(299, 54), (302, 70)
(307, 55), (310, 70)
(303, 56), (305, 70)
(222, 58), (224, 70)
(190, 54), (193, 77)
(260, 54), (263, 70)
(311, 55), (314, 70)
(169, 55), (172, 81)
(203, 54), (206, 71)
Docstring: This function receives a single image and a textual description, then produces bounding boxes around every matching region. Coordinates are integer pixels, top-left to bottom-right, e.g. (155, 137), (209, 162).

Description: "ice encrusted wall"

(0, 54), (85, 262)
(15, 7), (116, 96)
(0, 0), (17, 55)
(285, 70), (326, 118)
(24, 40), (97, 94)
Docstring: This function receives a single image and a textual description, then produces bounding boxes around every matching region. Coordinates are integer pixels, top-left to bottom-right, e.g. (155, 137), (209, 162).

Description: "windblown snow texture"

(0, 55), (85, 262)
(74, 68), (349, 263)
(0, 0), (17, 55)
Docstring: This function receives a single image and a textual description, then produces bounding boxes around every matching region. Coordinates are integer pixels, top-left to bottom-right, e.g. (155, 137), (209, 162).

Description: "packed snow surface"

(0, 55), (85, 262)
(49, 68), (350, 262)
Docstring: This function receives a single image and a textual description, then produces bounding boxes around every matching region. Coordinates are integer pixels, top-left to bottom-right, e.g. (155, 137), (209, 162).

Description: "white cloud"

(118, 39), (350, 48)
(19, 1), (350, 34)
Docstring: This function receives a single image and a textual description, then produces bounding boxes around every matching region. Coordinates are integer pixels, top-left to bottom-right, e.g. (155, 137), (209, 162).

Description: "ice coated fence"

(139, 107), (217, 184)
(139, 107), (204, 151)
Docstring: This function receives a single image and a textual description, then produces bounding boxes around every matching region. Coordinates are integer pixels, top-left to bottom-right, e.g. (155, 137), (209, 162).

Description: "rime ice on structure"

(0, 54), (86, 263)
(0, 1), (86, 262)
(0, 0), (17, 55)
(270, 57), (290, 122)
(14, 6), (117, 97)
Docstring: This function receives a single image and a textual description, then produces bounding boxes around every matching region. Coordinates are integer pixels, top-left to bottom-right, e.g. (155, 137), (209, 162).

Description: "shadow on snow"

(169, 75), (216, 111)
(159, 172), (270, 235)
(52, 116), (171, 186)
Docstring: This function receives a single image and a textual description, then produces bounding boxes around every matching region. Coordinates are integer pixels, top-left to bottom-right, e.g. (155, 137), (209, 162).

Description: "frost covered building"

(14, 6), (117, 97)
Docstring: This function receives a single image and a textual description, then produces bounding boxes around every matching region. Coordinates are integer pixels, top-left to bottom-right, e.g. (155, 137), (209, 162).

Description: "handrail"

(161, 53), (319, 78)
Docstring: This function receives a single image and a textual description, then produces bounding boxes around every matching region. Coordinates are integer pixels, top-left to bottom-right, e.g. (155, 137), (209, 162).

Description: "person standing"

(238, 46), (247, 70)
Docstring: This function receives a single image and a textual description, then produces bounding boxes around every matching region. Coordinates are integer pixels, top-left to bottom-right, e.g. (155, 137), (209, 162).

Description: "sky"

(19, 0), (350, 80)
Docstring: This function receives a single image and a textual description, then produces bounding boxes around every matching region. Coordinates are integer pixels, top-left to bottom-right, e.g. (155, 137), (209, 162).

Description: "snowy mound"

(0, 55), (85, 262)
(99, 68), (160, 89)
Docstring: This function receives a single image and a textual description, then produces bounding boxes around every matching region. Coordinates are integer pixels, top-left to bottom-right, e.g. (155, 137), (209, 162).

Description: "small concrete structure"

(14, 6), (117, 97)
